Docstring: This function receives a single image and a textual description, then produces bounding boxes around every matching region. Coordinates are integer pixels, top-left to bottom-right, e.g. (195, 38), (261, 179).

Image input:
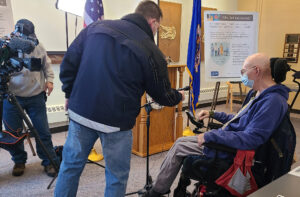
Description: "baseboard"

(291, 109), (300, 114)
(181, 100), (227, 111)
(50, 125), (68, 134)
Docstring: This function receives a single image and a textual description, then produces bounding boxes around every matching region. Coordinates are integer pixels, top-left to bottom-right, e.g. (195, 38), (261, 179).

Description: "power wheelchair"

(173, 103), (296, 197)
(171, 57), (298, 197)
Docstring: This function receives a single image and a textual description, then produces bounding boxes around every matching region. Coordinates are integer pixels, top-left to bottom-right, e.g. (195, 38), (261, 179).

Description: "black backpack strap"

(252, 111), (296, 187)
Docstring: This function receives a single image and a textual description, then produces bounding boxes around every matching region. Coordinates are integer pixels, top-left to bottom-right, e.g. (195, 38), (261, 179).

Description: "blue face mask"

(241, 74), (254, 88)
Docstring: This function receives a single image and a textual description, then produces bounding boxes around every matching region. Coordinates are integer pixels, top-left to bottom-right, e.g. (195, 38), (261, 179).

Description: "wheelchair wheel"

(190, 183), (234, 197)
(191, 183), (200, 197)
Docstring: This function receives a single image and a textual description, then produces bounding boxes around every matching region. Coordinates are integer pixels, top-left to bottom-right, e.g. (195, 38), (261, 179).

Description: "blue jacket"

(60, 14), (182, 131)
(204, 84), (290, 159)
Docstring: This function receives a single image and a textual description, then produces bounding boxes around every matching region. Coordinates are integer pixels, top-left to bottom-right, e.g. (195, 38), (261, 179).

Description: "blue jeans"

(3, 92), (59, 166)
(54, 120), (133, 197)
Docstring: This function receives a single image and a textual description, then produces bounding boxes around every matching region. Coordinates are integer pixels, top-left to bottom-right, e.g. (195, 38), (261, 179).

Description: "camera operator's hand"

(179, 90), (185, 101)
(45, 82), (54, 96)
(197, 110), (209, 121)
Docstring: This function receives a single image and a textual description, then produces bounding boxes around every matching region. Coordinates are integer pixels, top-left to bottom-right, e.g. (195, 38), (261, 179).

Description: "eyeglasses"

(240, 66), (256, 75)
(155, 21), (160, 28)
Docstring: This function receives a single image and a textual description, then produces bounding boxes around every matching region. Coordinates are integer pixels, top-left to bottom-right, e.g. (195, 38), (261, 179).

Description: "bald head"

(243, 53), (271, 76)
(242, 53), (276, 92)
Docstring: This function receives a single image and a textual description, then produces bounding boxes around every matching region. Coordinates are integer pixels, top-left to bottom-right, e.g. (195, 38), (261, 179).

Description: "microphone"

(142, 86), (190, 109)
(8, 37), (35, 54)
(177, 86), (190, 91)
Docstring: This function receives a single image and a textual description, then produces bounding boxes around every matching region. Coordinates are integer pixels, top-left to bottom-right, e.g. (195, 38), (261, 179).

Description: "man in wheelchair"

(144, 53), (295, 197)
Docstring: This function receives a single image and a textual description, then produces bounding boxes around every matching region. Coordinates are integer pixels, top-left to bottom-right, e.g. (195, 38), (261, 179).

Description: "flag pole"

(183, 80), (194, 136)
(187, 87), (191, 126)
(65, 12), (69, 49)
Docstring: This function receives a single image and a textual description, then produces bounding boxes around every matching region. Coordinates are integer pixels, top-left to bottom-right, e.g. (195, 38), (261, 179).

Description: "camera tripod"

(0, 85), (59, 189)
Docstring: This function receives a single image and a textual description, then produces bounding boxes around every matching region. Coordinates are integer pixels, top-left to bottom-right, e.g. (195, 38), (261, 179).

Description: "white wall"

(203, 0), (238, 11)
(10, 0), (151, 51)
(11, 0), (72, 51)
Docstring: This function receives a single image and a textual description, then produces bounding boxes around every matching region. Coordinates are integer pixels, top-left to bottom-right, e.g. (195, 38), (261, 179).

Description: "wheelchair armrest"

(192, 157), (216, 169)
(191, 154), (233, 181)
(184, 143), (237, 182)
(203, 142), (237, 154)
(190, 143), (236, 171)
(207, 122), (223, 130)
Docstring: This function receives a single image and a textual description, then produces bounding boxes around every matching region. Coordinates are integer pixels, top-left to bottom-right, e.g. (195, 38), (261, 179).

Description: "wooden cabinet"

(132, 65), (185, 157)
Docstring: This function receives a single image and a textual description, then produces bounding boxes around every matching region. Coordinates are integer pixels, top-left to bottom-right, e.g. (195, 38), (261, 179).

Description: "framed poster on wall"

(204, 11), (259, 82)
(283, 34), (300, 63)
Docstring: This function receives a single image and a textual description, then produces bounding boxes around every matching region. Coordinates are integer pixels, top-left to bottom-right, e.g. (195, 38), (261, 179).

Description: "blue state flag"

(187, 0), (201, 115)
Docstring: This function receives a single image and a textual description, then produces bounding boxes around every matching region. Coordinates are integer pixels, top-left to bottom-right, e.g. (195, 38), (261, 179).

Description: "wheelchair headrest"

(270, 58), (290, 84)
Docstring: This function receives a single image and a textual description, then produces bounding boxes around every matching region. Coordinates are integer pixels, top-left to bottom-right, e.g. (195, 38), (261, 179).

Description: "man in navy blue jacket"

(145, 53), (290, 196)
(55, 1), (184, 197)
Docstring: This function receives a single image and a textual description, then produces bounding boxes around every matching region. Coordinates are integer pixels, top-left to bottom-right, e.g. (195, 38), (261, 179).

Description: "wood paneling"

(158, 1), (182, 62)
(132, 65), (185, 157)
(47, 52), (65, 64)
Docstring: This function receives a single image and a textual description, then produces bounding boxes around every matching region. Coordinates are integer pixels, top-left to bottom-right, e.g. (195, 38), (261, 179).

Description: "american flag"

(84, 0), (104, 27)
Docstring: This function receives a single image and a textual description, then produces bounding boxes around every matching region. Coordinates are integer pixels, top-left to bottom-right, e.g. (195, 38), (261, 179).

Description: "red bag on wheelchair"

(215, 150), (258, 197)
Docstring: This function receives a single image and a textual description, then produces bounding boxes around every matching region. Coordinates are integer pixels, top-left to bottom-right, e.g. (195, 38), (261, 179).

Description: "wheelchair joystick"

(185, 110), (204, 129)
(185, 110), (205, 134)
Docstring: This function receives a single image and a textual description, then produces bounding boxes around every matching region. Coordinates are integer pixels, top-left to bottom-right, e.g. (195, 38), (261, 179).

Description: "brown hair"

(135, 0), (163, 21)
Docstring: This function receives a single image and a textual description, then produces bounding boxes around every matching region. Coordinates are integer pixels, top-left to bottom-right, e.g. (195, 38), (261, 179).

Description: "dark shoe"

(173, 187), (191, 197)
(12, 163), (25, 176)
(139, 188), (165, 197)
(44, 164), (56, 177)
(174, 174), (191, 197)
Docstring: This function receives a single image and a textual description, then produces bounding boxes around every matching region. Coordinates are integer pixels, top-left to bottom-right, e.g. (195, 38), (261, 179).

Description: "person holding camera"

(3, 19), (60, 177)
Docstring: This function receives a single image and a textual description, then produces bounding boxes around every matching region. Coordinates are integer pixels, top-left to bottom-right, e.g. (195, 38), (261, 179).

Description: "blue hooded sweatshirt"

(204, 84), (290, 159)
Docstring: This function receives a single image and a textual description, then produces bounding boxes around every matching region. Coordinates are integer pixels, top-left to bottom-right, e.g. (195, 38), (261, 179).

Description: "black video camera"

(0, 34), (42, 76)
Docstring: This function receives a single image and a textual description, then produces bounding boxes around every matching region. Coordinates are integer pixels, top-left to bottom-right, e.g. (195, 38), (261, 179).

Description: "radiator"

(183, 86), (228, 104)
(46, 105), (68, 124)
